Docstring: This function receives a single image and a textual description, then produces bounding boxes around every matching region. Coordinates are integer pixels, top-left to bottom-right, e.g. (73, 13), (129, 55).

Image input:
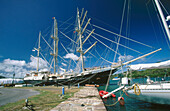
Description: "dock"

(51, 87), (106, 111)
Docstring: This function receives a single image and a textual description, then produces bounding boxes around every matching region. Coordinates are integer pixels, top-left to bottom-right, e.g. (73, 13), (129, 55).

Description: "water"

(97, 77), (170, 111)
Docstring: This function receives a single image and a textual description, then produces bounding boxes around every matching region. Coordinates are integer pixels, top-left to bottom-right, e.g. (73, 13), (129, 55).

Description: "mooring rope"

(104, 93), (124, 106)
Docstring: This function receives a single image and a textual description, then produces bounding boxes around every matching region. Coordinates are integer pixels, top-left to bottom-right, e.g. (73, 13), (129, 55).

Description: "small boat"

(124, 60), (170, 105)
(112, 77), (120, 80)
(125, 0), (170, 104)
(126, 80), (170, 105)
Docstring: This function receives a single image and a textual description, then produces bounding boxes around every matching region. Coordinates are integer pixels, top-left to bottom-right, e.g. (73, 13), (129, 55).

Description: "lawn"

(0, 86), (81, 111)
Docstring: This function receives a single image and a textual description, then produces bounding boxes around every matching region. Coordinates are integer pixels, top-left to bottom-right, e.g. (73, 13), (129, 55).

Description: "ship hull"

(126, 83), (170, 105)
(58, 68), (117, 86)
(24, 68), (117, 86)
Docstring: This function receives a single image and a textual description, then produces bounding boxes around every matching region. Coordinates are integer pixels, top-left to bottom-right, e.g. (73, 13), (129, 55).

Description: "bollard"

(57, 80), (58, 87)
(68, 82), (70, 89)
(62, 86), (65, 95)
(78, 83), (79, 88)
(68, 84), (70, 89)
(25, 99), (28, 107)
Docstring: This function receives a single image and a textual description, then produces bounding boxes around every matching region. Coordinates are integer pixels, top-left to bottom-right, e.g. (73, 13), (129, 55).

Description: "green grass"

(0, 86), (81, 111)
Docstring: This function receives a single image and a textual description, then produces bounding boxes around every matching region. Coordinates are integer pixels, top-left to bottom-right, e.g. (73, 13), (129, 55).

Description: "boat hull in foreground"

(126, 82), (170, 105)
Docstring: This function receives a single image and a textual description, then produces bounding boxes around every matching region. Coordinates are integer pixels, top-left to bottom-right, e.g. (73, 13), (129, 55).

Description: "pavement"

(51, 87), (106, 111)
(0, 88), (39, 106)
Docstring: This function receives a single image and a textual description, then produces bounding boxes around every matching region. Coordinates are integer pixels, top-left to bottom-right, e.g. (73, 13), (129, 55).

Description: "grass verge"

(0, 86), (81, 111)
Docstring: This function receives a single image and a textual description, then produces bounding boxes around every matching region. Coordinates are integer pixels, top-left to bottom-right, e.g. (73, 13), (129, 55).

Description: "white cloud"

(118, 55), (134, 62)
(61, 62), (67, 66)
(86, 56), (92, 59)
(39, 68), (49, 72)
(0, 63), (6, 71)
(27, 56), (48, 69)
(64, 53), (79, 61)
(0, 63), (28, 78)
(83, 56), (87, 61)
(67, 48), (74, 53)
(4, 66), (14, 72)
(59, 67), (66, 74)
(3, 58), (26, 66)
(74, 60), (82, 73)
(14, 66), (28, 78)
(0, 56), (49, 78)
(138, 57), (146, 62)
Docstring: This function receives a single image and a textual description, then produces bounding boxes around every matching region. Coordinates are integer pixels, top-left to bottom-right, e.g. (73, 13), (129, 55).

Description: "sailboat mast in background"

(37, 31), (41, 72)
(154, 0), (170, 42)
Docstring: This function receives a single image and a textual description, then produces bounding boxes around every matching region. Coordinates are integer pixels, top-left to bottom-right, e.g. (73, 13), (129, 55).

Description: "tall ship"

(24, 4), (164, 86)
(24, 9), (119, 86)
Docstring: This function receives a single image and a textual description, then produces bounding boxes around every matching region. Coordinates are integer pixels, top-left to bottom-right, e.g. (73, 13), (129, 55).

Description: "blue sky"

(0, 0), (170, 78)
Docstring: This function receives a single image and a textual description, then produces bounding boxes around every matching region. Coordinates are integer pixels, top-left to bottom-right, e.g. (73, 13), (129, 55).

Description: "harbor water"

(98, 77), (170, 111)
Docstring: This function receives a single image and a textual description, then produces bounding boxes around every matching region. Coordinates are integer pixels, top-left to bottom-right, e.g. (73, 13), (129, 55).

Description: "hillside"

(0, 76), (5, 79)
(111, 68), (170, 79)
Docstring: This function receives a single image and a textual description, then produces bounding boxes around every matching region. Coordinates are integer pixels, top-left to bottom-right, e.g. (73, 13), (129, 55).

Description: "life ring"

(103, 91), (108, 95)
(99, 90), (108, 98)
(134, 83), (141, 95)
(99, 90), (115, 98)
(99, 90), (104, 97)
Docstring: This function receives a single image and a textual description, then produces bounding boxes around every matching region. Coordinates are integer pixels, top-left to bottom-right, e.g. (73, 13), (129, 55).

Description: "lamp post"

(12, 73), (15, 86)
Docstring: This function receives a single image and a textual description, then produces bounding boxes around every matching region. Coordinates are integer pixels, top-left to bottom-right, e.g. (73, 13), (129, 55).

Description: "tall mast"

(51, 17), (59, 75)
(76, 8), (96, 72)
(77, 8), (85, 72)
(154, 0), (170, 42)
(37, 31), (41, 72)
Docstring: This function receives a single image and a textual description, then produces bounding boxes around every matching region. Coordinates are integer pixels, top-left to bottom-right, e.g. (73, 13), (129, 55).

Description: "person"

(128, 79), (130, 86)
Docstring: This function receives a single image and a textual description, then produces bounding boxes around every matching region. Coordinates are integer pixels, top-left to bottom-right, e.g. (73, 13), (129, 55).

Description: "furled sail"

(129, 60), (170, 70)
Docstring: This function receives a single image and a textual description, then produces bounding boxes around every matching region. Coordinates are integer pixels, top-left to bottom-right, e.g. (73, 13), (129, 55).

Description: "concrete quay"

(51, 87), (106, 111)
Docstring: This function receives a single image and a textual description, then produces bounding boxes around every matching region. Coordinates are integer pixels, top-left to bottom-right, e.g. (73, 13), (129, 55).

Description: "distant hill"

(111, 68), (170, 78)
(0, 75), (5, 79)
(130, 68), (170, 78)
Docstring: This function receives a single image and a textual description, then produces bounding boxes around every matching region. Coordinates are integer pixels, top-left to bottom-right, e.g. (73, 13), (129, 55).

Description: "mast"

(77, 8), (85, 72)
(32, 31), (41, 72)
(76, 8), (96, 72)
(154, 0), (170, 42)
(51, 17), (59, 75)
(37, 31), (41, 72)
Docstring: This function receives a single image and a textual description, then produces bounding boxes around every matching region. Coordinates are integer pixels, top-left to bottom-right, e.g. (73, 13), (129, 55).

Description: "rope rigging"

(86, 29), (142, 54)
(87, 32), (122, 56)
(60, 42), (80, 69)
(159, 0), (169, 15)
(92, 24), (154, 49)
(31, 4), (162, 75)
(152, 0), (170, 49)
(146, 1), (161, 49)
(113, 0), (127, 63)
(85, 15), (113, 67)
(59, 16), (74, 28)
(59, 31), (78, 44)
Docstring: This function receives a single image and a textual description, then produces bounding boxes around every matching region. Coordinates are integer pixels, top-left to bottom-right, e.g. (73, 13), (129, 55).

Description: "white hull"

(126, 82), (170, 105)
(112, 78), (120, 80)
